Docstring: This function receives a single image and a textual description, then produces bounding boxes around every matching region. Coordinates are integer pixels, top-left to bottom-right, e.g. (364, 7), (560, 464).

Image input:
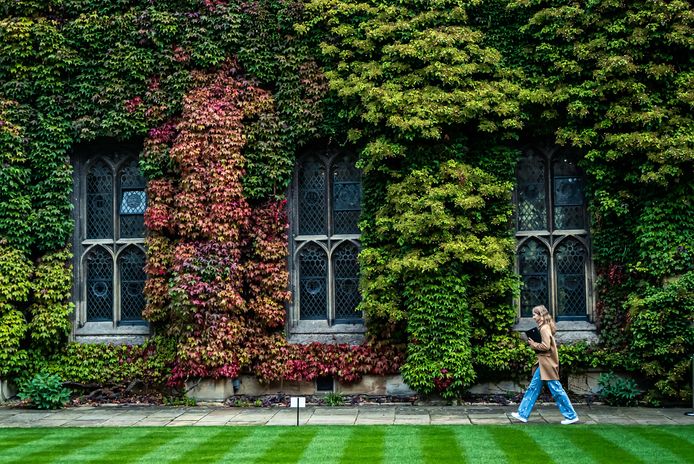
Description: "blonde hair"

(532, 305), (556, 335)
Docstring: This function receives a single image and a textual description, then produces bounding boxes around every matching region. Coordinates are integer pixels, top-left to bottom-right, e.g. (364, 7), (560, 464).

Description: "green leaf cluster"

(360, 160), (519, 395)
(624, 272), (694, 403)
(17, 372), (71, 410)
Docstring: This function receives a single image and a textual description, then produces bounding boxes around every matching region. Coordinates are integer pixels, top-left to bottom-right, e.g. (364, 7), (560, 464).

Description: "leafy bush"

(625, 272), (694, 403)
(323, 392), (344, 407)
(18, 372), (71, 410)
(598, 372), (641, 407)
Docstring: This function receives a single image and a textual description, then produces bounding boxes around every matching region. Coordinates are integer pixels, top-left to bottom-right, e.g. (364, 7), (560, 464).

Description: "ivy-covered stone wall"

(0, 0), (692, 404)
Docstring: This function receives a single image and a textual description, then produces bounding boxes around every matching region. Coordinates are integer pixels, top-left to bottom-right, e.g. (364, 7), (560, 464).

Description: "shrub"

(18, 372), (71, 409)
(323, 392), (344, 407)
(598, 372), (641, 407)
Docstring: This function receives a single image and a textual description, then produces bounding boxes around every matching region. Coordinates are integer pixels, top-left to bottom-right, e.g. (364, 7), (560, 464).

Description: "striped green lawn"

(1, 425), (693, 464)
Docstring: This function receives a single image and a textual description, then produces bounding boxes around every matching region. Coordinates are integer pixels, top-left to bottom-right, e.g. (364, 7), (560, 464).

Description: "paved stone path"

(1, 404), (693, 427)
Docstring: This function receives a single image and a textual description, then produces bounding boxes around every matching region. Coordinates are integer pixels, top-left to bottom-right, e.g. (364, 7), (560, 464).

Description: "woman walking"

(511, 305), (579, 424)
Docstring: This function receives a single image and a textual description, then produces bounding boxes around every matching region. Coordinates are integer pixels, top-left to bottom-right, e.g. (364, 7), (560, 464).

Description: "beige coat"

(528, 323), (560, 381)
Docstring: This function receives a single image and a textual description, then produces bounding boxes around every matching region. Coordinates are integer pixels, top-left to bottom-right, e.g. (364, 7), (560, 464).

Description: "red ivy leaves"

(144, 65), (402, 386)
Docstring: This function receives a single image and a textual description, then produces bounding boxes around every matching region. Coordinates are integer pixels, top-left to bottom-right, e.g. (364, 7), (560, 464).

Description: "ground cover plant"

(0, 425), (693, 463)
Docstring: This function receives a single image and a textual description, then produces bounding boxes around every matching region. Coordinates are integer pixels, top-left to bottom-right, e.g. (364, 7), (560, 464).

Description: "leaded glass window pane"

(556, 238), (587, 317)
(518, 239), (549, 317)
(298, 157), (327, 236)
(86, 247), (113, 321)
(119, 159), (147, 238)
(119, 247), (145, 321)
(299, 243), (328, 320)
(332, 156), (361, 235)
(87, 160), (113, 239)
(333, 242), (361, 321)
(79, 151), (148, 330)
(292, 152), (362, 326)
(516, 154), (547, 231)
(553, 158), (585, 230)
(515, 148), (591, 320)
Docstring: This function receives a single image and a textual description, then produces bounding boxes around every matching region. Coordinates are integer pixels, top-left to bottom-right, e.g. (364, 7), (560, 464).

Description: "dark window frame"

(71, 144), (149, 332)
(289, 150), (363, 326)
(514, 145), (594, 321)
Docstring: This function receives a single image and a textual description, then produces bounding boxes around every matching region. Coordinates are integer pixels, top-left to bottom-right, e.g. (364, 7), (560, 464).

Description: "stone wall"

(0, 379), (17, 402)
(185, 372), (603, 402)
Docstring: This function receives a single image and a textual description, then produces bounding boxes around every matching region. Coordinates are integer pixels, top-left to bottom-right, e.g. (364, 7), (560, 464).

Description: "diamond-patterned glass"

(553, 156), (585, 230)
(333, 242), (361, 321)
(87, 160), (114, 239)
(518, 239), (549, 317)
(119, 160), (147, 238)
(556, 237), (587, 317)
(516, 155), (547, 231)
(119, 247), (145, 321)
(120, 159), (146, 189)
(299, 243), (327, 320)
(332, 156), (361, 235)
(86, 247), (113, 321)
(298, 157), (327, 236)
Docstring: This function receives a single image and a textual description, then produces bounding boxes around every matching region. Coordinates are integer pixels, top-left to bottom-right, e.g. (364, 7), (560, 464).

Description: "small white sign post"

(290, 396), (306, 426)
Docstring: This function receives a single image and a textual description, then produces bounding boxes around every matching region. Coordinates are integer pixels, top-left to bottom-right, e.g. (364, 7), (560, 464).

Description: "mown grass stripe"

(48, 428), (160, 464)
(0, 429), (49, 455)
(383, 426), (421, 464)
(297, 426), (351, 464)
(151, 428), (243, 464)
(454, 427), (507, 463)
(131, 426), (208, 464)
(661, 425), (694, 445)
(253, 427), (318, 463)
(592, 425), (683, 464)
(338, 426), (385, 464)
(420, 426), (466, 463)
(0, 428), (111, 464)
(555, 427), (645, 464)
(522, 426), (601, 464)
(122, 427), (193, 464)
(214, 427), (286, 463)
(489, 426), (555, 464)
(81, 429), (170, 464)
(626, 426), (694, 463)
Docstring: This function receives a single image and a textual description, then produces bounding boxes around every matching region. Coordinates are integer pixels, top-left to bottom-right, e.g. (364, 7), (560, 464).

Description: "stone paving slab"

(0, 404), (692, 427)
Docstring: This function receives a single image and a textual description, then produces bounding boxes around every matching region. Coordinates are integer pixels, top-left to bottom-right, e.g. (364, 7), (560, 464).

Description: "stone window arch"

(515, 146), (593, 321)
(289, 151), (363, 339)
(72, 145), (149, 342)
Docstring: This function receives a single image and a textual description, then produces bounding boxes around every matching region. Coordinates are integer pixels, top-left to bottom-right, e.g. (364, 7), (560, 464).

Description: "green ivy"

(1, 0), (692, 402)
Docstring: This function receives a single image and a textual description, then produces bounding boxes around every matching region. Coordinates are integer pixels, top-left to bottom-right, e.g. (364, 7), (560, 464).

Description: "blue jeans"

(517, 367), (578, 420)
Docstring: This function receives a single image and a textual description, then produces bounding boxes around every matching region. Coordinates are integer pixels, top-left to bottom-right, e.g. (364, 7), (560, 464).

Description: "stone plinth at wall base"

(185, 379), (233, 402)
(336, 376), (386, 395)
(233, 374), (414, 397)
(1, 379), (17, 402)
(468, 381), (523, 395)
(235, 376), (315, 396)
(567, 370), (604, 395)
(184, 371), (603, 401)
(384, 376), (416, 396)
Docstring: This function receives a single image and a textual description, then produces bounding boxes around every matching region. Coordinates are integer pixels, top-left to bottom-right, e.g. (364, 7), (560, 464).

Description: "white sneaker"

(511, 412), (528, 423)
(561, 417), (579, 425)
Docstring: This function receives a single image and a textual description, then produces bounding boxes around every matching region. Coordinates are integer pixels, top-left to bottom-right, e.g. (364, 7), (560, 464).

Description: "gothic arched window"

(75, 149), (148, 333)
(291, 152), (362, 324)
(515, 147), (593, 320)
